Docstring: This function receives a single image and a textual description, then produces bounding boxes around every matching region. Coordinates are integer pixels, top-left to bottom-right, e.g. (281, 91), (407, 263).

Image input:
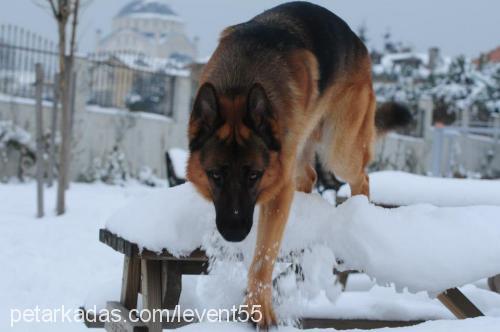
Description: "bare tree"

(44, 0), (81, 215)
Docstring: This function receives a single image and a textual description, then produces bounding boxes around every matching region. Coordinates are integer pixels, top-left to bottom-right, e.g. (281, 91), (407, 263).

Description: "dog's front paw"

(244, 281), (277, 328)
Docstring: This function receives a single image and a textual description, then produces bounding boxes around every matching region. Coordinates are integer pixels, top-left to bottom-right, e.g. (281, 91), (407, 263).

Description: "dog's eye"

(208, 170), (222, 181)
(248, 170), (262, 182)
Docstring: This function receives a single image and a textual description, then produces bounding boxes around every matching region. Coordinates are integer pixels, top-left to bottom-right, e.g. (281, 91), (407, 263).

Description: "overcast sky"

(1, 0), (499, 58)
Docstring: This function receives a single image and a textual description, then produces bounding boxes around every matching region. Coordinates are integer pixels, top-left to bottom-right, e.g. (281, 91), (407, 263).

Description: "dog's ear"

(189, 83), (222, 151)
(245, 83), (280, 151)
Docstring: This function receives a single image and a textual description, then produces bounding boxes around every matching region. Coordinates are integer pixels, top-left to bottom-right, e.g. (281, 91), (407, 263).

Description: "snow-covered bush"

(375, 55), (500, 126)
(78, 146), (129, 185)
(0, 121), (36, 181)
(138, 166), (164, 187)
(78, 149), (166, 186)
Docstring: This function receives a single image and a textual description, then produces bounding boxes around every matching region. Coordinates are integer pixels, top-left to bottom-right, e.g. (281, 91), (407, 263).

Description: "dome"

(117, 0), (177, 18)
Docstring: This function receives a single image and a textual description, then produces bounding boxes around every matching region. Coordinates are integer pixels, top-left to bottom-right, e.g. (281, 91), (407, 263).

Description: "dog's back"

(202, 1), (367, 96)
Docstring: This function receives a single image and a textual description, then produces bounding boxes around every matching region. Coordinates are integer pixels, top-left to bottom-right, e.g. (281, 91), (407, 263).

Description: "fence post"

(65, 66), (77, 190)
(47, 73), (59, 187)
(420, 97), (433, 141)
(431, 126), (444, 177)
(35, 63), (44, 218)
(461, 108), (470, 132)
(494, 114), (500, 145)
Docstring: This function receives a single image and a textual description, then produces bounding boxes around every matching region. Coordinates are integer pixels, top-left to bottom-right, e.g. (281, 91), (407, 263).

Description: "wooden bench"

(82, 229), (486, 331)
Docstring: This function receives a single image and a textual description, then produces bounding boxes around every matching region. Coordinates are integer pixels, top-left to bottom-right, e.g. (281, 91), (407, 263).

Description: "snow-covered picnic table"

(94, 180), (500, 331)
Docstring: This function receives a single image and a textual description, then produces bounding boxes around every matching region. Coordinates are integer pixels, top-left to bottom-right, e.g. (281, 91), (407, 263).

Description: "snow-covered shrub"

(0, 121), (36, 181)
(138, 166), (164, 187)
(77, 146), (129, 185)
(376, 56), (500, 126)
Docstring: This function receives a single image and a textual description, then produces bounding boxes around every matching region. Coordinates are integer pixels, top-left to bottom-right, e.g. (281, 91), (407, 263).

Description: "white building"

(97, 0), (197, 62)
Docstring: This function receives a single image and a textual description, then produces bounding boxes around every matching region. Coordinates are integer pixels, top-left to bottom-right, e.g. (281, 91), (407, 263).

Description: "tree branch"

(46, 0), (59, 19)
(69, 0), (80, 58)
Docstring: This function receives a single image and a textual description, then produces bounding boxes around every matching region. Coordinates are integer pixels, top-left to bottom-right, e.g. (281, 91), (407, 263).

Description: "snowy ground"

(1, 181), (500, 331)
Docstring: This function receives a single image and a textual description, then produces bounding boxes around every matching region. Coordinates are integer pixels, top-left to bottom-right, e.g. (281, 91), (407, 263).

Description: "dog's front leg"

(245, 181), (294, 327)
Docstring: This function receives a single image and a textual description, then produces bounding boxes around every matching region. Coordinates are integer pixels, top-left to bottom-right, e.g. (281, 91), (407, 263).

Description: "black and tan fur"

(186, 2), (411, 327)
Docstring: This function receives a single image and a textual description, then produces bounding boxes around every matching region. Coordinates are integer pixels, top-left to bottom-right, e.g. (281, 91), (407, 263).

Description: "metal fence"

(0, 24), (179, 117)
(87, 52), (177, 117)
(0, 24), (58, 100)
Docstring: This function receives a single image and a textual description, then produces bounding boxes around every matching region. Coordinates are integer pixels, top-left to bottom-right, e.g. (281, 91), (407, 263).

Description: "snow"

(106, 182), (500, 296)
(2, 181), (500, 331)
(333, 197), (500, 294)
(126, 12), (184, 22)
(86, 104), (172, 122)
(338, 171), (500, 206)
(111, 53), (190, 76)
(168, 147), (188, 178)
(175, 317), (500, 332)
(0, 92), (53, 107)
(0, 181), (157, 331)
(0, 120), (33, 150)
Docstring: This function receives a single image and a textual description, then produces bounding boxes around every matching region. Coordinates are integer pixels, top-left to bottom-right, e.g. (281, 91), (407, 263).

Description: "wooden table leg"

(437, 287), (484, 319)
(121, 255), (141, 310)
(162, 261), (182, 310)
(142, 259), (163, 332)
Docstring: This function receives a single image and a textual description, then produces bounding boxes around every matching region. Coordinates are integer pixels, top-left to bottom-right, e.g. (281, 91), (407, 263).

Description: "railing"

(0, 24), (58, 100)
(86, 52), (179, 117)
(0, 24), (181, 117)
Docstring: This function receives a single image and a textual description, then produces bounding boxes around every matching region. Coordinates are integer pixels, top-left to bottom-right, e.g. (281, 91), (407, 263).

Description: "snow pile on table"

(106, 182), (500, 297)
(338, 171), (500, 206)
(333, 197), (500, 294)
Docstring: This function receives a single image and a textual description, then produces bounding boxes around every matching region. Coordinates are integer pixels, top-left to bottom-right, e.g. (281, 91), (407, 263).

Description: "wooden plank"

(79, 306), (106, 329)
(121, 255), (141, 310)
(104, 301), (147, 332)
(437, 288), (484, 319)
(85, 306), (426, 331)
(100, 229), (209, 262)
(142, 259), (163, 332)
(141, 248), (209, 262)
(162, 261), (182, 310)
(300, 318), (425, 330)
(100, 229), (139, 257)
(180, 261), (209, 275)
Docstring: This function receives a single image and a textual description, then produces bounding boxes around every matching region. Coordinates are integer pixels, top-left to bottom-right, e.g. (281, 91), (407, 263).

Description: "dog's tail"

(375, 101), (412, 136)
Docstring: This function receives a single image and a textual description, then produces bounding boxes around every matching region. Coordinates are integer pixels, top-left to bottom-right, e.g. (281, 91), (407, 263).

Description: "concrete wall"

(374, 98), (500, 176)
(2, 82), (499, 181)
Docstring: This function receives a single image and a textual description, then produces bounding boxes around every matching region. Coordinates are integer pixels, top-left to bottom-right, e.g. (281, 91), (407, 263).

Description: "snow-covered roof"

(89, 51), (191, 77)
(114, 53), (190, 76)
(117, 0), (181, 21)
(376, 51), (452, 78)
(118, 0), (176, 17)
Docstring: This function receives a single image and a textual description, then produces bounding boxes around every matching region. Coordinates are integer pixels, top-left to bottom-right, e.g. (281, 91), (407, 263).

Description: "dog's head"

(186, 82), (281, 242)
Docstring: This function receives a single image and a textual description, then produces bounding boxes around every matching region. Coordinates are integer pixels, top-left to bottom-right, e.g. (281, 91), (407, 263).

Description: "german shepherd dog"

(187, 1), (410, 327)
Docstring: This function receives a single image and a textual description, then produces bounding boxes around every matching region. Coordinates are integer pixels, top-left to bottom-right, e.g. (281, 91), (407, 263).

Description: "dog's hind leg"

(295, 140), (318, 193)
(319, 82), (376, 197)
